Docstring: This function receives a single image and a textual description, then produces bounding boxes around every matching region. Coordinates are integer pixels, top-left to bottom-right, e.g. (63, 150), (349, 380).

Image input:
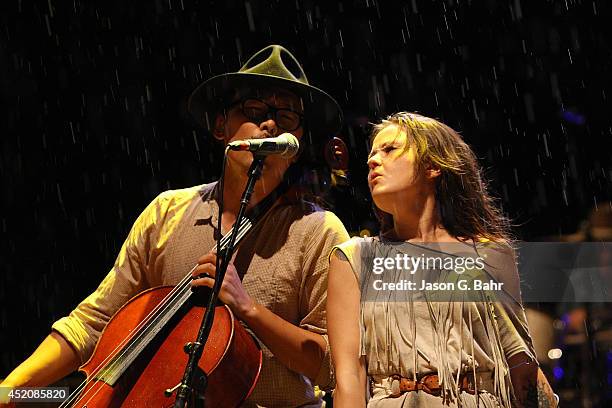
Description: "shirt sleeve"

(299, 210), (350, 390)
(51, 192), (171, 364)
(330, 237), (362, 284)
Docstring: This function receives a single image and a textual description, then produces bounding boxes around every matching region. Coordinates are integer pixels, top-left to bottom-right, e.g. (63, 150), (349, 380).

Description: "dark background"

(1, 0), (610, 405)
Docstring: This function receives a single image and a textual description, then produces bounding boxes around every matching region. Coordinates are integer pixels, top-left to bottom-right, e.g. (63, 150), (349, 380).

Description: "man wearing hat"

(0, 45), (349, 407)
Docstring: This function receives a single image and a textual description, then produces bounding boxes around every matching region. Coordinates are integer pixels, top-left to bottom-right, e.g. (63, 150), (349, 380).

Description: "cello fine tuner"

(164, 382), (181, 397)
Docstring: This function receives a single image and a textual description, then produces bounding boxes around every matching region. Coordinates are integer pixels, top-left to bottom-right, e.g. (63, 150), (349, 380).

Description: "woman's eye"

(383, 146), (396, 153)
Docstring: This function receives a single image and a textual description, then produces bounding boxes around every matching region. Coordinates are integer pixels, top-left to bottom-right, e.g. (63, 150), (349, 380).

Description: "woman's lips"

(368, 173), (382, 184)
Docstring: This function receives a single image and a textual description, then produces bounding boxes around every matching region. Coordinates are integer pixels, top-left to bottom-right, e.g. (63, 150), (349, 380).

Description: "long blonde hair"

(371, 112), (511, 242)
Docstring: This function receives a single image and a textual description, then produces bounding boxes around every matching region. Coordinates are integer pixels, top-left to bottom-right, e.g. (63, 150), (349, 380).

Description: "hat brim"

(187, 73), (343, 138)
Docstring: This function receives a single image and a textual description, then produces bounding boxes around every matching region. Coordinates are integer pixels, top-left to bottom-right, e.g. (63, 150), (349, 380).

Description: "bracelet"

(508, 359), (532, 371)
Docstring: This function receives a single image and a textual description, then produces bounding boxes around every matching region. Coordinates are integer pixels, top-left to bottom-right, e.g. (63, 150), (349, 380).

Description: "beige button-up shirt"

(52, 182), (349, 407)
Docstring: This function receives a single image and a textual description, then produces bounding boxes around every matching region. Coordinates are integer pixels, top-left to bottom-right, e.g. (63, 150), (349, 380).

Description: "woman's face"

(367, 125), (433, 214)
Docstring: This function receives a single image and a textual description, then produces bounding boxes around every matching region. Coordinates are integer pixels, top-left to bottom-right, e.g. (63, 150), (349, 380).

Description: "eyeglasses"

(230, 98), (303, 131)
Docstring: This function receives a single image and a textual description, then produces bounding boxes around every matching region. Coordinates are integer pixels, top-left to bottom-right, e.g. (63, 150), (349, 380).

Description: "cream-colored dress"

(333, 237), (536, 408)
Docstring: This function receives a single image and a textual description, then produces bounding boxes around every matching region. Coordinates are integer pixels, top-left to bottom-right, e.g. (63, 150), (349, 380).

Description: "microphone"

(228, 133), (300, 158)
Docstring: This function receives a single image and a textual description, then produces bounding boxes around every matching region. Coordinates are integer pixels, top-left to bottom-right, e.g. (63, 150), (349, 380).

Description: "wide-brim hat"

(188, 45), (343, 138)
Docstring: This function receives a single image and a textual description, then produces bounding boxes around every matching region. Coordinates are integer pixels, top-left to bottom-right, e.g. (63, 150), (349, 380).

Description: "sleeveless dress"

(332, 237), (536, 408)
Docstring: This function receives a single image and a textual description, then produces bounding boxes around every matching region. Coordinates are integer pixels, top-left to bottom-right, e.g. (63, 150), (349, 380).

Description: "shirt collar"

(195, 182), (220, 230)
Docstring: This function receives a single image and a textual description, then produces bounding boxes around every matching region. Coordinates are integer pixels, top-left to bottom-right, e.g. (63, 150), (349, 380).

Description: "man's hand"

(191, 252), (256, 319)
(192, 251), (327, 381)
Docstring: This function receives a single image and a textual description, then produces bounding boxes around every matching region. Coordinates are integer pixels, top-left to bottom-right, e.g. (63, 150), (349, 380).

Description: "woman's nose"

(367, 154), (380, 169)
(259, 118), (278, 136)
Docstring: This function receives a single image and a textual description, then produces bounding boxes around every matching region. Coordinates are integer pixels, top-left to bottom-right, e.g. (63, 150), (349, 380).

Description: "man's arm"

(0, 332), (80, 404)
(192, 252), (327, 380)
(508, 353), (558, 408)
(240, 302), (328, 380)
(1, 192), (173, 405)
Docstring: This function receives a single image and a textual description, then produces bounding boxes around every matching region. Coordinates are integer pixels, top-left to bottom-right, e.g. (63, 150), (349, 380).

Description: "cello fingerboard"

(94, 285), (193, 386)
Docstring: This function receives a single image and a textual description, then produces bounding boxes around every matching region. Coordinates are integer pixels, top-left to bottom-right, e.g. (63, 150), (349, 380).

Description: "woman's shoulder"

(332, 235), (379, 265)
(449, 235), (515, 254)
(472, 237), (516, 259)
(335, 235), (372, 252)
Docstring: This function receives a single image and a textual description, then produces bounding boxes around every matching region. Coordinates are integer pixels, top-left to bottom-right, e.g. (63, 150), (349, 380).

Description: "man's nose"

(259, 118), (278, 136)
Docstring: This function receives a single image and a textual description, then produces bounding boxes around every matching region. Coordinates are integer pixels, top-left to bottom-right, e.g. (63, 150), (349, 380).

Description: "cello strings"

(74, 218), (249, 407)
(64, 263), (204, 406)
(63, 266), (202, 406)
(60, 269), (195, 407)
(62, 215), (253, 407)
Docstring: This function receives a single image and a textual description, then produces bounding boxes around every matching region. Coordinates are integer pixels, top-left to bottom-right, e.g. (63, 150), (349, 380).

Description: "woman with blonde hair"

(328, 112), (557, 407)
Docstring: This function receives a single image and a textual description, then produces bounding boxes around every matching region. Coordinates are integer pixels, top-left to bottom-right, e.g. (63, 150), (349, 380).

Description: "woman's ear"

(212, 114), (226, 141)
(425, 165), (441, 180)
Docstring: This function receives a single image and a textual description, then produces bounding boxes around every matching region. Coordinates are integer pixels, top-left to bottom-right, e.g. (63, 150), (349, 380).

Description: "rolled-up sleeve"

(51, 192), (170, 363)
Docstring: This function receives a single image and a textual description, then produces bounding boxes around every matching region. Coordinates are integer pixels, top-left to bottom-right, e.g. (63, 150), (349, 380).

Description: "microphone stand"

(174, 155), (266, 408)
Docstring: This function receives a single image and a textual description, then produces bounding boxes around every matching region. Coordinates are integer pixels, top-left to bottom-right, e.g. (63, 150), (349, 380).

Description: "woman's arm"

(508, 352), (558, 407)
(327, 251), (367, 408)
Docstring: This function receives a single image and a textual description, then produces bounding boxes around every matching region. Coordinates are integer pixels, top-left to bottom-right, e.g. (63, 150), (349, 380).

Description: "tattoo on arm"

(536, 377), (557, 408)
(517, 377), (556, 408)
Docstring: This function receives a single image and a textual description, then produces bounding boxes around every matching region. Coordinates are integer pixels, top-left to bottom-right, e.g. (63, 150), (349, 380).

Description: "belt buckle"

(419, 374), (441, 396)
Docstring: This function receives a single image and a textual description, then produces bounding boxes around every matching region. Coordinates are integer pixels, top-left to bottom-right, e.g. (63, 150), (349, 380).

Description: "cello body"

(69, 286), (262, 407)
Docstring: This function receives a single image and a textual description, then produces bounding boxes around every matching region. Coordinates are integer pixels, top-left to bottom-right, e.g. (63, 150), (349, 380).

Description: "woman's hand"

(508, 353), (558, 407)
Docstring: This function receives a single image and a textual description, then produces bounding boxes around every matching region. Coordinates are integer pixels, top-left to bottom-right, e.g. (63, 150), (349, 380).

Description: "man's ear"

(289, 154), (300, 165)
(212, 114), (226, 141)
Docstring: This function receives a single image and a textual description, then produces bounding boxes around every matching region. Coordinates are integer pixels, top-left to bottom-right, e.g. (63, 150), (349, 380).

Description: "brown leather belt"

(387, 373), (476, 398)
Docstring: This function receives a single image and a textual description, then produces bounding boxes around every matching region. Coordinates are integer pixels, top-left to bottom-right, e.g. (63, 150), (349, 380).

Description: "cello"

(57, 195), (273, 408)
(60, 287), (261, 408)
